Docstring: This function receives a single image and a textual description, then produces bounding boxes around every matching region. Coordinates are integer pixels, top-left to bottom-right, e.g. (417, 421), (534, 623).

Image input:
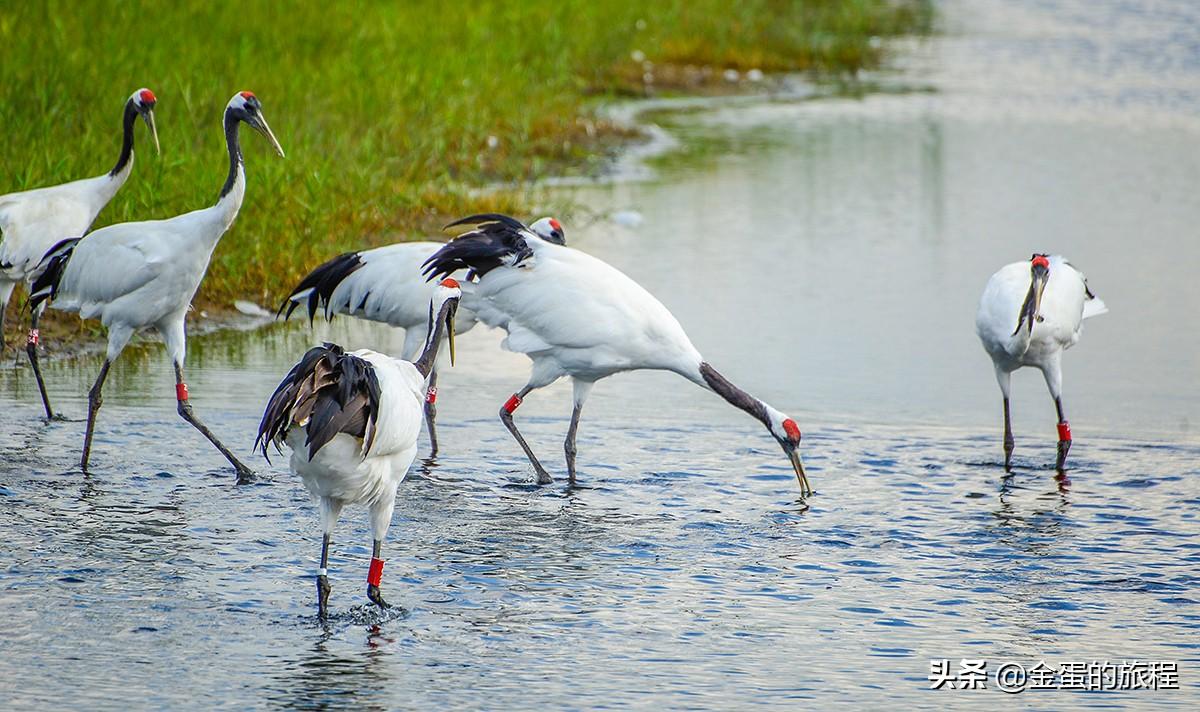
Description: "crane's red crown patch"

(1031, 255), (1050, 269)
(138, 89), (157, 104)
(782, 419), (801, 442)
(240, 91), (256, 100)
(440, 278), (461, 289)
(549, 218), (562, 232)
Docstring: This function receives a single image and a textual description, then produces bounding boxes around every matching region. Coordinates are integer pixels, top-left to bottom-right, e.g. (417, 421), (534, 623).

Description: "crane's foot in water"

(367, 584), (390, 610)
(317, 575), (331, 620)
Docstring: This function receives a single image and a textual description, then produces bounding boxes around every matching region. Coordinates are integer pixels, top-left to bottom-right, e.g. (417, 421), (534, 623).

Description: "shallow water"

(3, 0), (1200, 708)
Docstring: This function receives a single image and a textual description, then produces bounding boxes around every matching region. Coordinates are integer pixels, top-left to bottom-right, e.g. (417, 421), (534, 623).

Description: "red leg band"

(367, 557), (384, 587)
(176, 383), (189, 401)
(503, 393), (523, 414)
(1057, 421), (1072, 441)
(426, 386), (437, 404)
(27, 329), (39, 346)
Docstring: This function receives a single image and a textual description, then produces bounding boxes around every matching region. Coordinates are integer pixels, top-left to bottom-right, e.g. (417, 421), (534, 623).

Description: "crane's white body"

(0, 163), (132, 304)
(432, 223), (806, 490)
(295, 241), (479, 360)
(468, 239), (704, 387)
(976, 255), (1107, 384)
(48, 167), (244, 362)
(284, 349), (425, 539)
(976, 254), (1107, 470)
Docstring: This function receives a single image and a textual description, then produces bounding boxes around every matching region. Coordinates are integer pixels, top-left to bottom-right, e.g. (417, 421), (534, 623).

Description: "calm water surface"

(2, 0), (1199, 708)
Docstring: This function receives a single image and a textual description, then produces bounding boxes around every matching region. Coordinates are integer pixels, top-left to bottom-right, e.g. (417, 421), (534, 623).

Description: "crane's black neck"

(699, 362), (770, 427)
(413, 298), (458, 378)
(219, 108), (244, 199)
(108, 99), (138, 177)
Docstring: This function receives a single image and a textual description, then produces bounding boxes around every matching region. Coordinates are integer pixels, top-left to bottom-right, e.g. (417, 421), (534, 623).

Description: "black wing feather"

(29, 237), (82, 312)
(254, 343), (383, 463)
(422, 213), (534, 282)
(277, 252), (366, 324)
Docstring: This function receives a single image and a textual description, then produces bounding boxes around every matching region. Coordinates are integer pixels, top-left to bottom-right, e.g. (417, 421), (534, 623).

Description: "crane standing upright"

(976, 253), (1108, 471)
(0, 88), (160, 418)
(257, 279), (462, 618)
(31, 91), (284, 482)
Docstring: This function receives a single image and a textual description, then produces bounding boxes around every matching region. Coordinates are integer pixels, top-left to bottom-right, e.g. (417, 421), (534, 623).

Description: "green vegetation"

(0, 0), (929, 338)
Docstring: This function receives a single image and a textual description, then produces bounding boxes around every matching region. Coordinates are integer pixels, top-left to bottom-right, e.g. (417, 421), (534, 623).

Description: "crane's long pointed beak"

(253, 111), (285, 157)
(1014, 265), (1049, 336)
(143, 109), (160, 155)
(1032, 271), (1047, 329)
(789, 448), (811, 497)
(447, 313), (456, 367)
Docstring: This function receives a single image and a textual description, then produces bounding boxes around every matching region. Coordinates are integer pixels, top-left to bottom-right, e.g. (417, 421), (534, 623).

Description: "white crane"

(29, 91), (284, 482)
(976, 253), (1108, 471)
(0, 88), (160, 418)
(422, 214), (811, 494)
(256, 280), (462, 618)
(277, 214), (566, 455)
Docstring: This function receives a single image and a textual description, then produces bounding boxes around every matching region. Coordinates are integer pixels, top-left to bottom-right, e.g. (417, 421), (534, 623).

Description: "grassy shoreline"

(1, 0), (931, 349)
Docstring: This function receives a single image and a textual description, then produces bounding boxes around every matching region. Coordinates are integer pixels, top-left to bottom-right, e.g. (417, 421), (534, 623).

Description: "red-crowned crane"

(976, 253), (1108, 471)
(30, 91), (284, 482)
(0, 88), (159, 418)
(422, 214), (810, 495)
(277, 215), (565, 455)
(256, 279), (462, 619)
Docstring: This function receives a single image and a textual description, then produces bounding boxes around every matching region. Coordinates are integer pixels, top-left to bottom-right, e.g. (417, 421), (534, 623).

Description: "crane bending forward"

(976, 253), (1107, 471)
(423, 214), (810, 495)
(30, 92), (284, 481)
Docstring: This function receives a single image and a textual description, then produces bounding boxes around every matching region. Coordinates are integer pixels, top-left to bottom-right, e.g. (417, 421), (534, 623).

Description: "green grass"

(0, 0), (930, 327)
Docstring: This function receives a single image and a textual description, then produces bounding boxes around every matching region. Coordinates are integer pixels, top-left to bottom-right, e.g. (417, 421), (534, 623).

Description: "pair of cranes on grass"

(1, 89), (1106, 617)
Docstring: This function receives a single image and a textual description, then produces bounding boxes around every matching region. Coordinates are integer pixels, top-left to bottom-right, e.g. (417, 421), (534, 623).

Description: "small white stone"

(746, 68), (764, 82)
(612, 210), (644, 228)
(723, 68), (740, 82)
(631, 49), (646, 63)
(233, 300), (271, 317)
(486, 135), (500, 149)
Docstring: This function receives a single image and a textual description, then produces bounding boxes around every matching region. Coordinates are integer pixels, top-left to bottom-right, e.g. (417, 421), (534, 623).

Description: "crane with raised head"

(0, 88), (160, 418)
(30, 91), (284, 482)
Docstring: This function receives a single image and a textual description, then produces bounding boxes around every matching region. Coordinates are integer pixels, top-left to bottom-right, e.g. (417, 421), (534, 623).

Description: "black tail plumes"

(278, 252), (365, 323)
(29, 237), (81, 312)
(422, 213), (537, 282)
(255, 343), (382, 462)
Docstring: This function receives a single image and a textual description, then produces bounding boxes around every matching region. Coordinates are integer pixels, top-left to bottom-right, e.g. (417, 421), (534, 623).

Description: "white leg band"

(317, 568), (328, 576)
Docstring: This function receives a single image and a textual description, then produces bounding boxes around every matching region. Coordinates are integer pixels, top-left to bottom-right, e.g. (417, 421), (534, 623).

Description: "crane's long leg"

(0, 280), (14, 350)
(366, 539), (390, 610)
(995, 368), (1014, 471)
(1003, 397), (1014, 471)
(564, 379), (594, 486)
(317, 532), (332, 620)
(80, 359), (112, 471)
(499, 384), (553, 485)
(1053, 396), (1071, 472)
(25, 307), (56, 420)
(174, 362), (256, 484)
(1041, 358), (1070, 472)
(424, 369), (439, 457)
